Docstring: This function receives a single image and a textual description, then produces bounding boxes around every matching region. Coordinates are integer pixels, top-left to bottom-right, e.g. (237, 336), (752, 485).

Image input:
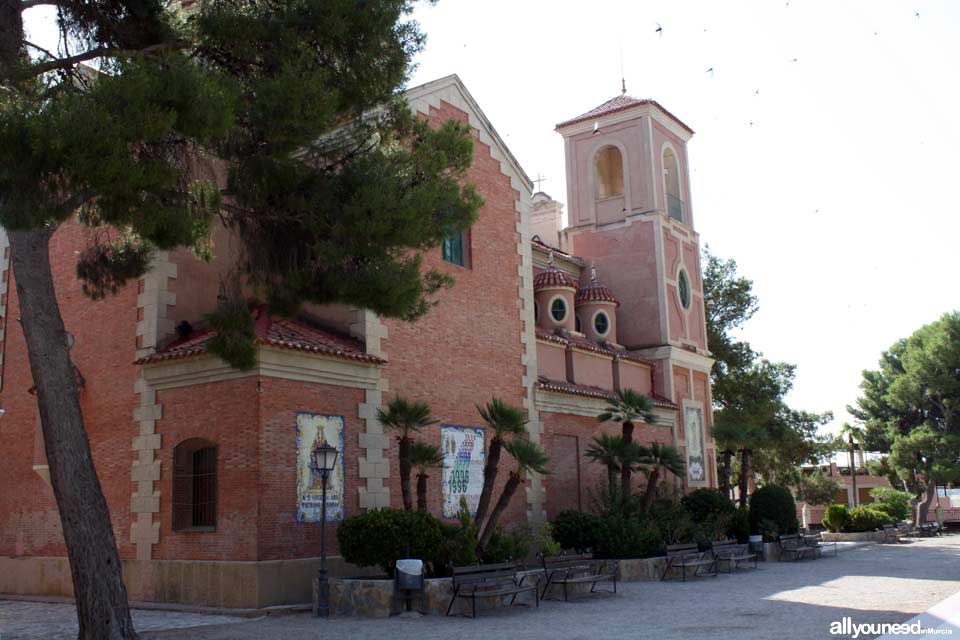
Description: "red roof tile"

(556, 94), (694, 133)
(535, 376), (676, 410)
(534, 266), (578, 291)
(576, 280), (619, 305)
(531, 237), (586, 267)
(135, 306), (385, 366)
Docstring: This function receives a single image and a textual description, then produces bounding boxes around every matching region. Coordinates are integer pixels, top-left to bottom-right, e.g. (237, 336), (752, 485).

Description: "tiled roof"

(556, 94), (694, 133)
(534, 266), (578, 291)
(135, 306), (385, 366)
(535, 376), (677, 410)
(577, 280), (619, 305)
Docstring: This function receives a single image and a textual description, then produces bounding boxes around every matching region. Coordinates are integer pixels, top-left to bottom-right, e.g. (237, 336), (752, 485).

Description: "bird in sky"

(754, 89), (760, 95)
(592, 122), (600, 135)
(915, 11), (920, 18)
(789, 58), (798, 63)
(656, 22), (663, 38)
(706, 67), (714, 77)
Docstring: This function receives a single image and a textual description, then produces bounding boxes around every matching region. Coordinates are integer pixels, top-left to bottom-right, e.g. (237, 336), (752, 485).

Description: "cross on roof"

(534, 173), (547, 192)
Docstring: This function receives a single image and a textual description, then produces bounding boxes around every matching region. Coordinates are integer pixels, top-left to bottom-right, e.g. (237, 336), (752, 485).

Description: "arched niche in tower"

(662, 145), (684, 223)
(595, 145), (624, 200)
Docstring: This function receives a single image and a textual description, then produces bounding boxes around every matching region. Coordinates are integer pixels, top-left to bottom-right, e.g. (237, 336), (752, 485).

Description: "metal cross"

(534, 173), (547, 192)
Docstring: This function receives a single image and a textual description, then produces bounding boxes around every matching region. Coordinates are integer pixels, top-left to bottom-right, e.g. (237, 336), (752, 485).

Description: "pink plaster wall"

(535, 287), (576, 332)
(567, 220), (661, 348)
(617, 360), (653, 395)
(570, 350), (613, 390)
(536, 341), (567, 382)
(577, 301), (617, 343)
(651, 120), (692, 226)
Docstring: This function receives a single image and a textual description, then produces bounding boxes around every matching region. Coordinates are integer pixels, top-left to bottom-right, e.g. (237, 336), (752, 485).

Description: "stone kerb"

(820, 531), (886, 543)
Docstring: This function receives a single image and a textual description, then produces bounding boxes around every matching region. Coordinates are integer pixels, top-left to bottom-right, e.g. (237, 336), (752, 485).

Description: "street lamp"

(312, 442), (339, 618)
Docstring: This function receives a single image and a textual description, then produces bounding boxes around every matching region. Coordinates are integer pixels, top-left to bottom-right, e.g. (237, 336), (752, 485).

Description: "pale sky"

(23, 2), (960, 437)
(407, 0), (960, 436)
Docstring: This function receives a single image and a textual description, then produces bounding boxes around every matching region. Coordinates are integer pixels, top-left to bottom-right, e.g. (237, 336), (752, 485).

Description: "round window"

(593, 311), (610, 336)
(550, 297), (568, 323)
(678, 271), (691, 310)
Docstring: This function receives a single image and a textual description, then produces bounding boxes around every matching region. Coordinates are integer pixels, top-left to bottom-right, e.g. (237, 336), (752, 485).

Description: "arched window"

(595, 146), (624, 199)
(663, 147), (684, 222)
(173, 438), (217, 531)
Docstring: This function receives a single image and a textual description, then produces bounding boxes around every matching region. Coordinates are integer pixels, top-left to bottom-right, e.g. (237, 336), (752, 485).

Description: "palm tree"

(584, 434), (624, 492)
(597, 389), (656, 492)
(717, 448), (735, 499)
(474, 398), (528, 530)
(410, 441), (445, 512)
(478, 437), (551, 549)
(377, 397), (438, 512)
(638, 442), (685, 512)
(839, 422), (866, 507)
(712, 421), (764, 507)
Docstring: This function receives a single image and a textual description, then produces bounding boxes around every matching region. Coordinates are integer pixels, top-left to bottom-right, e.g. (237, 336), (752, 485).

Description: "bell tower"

(555, 92), (717, 489)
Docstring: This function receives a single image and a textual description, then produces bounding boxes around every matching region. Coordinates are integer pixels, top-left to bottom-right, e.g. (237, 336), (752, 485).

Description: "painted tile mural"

(296, 413), (345, 523)
(441, 425), (485, 518)
(684, 405), (706, 483)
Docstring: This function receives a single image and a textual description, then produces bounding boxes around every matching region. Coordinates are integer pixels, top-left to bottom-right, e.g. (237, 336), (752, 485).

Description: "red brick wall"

(0, 219), (139, 559)
(255, 377), (363, 561)
(152, 377), (260, 561)
(382, 100), (527, 528)
(540, 410), (672, 520)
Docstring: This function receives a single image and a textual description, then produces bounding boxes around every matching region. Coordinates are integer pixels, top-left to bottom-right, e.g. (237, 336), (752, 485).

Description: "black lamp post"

(312, 442), (339, 618)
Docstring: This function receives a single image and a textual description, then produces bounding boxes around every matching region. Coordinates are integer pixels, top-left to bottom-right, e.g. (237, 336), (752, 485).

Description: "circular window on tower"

(593, 310), (610, 337)
(550, 296), (568, 323)
(678, 270), (691, 310)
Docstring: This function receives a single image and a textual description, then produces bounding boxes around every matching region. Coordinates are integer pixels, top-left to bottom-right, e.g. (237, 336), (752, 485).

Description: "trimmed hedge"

(337, 508), (443, 576)
(823, 504), (848, 533)
(552, 510), (602, 553)
(844, 505), (895, 532)
(748, 484), (798, 538)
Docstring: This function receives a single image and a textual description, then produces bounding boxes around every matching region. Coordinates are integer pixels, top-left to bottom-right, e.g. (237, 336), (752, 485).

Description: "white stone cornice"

(632, 344), (715, 371)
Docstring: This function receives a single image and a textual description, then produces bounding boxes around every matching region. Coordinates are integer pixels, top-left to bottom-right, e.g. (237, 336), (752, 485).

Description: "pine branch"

(27, 40), (188, 76)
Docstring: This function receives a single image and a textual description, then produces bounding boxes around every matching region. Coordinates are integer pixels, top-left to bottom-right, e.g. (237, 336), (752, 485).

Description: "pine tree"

(0, 2), (481, 637)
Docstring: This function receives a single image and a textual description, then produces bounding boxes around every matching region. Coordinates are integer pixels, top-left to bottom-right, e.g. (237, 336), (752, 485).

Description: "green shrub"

(481, 525), (532, 564)
(682, 488), (736, 522)
(649, 500), (694, 545)
(823, 504), (848, 533)
(748, 485), (798, 537)
(593, 514), (663, 559)
(728, 506), (751, 542)
(868, 502), (899, 520)
(337, 508), (443, 577)
(552, 510), (602, 552)
(868, 488), (912, 521)
(432, 498), (478, 576)
(844, 505), (895, 532)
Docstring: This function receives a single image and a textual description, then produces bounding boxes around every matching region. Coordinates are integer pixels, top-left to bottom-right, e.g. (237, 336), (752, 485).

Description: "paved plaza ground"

(2, 536), (959, 640)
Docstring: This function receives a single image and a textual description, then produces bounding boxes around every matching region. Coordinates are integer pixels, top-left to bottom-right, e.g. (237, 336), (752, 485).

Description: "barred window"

(173, 439), (217, 531)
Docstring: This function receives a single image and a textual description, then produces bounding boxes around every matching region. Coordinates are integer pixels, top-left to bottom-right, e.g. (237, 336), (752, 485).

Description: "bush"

(337, 508), (443, 577)
(593, 514), (663, 559)
(728, 506), (751, 542)
(682, 488), (736, 521)
(432, 498), (478, 576)
(844, 505), (895, 532)
(552, 510), (602, 553)
(648, 501), (694, 545)
(823, 504), (848, 533)
(749, 485), (798, 538)
(481, 525), (531, 564)
(869, 488), (912, 522)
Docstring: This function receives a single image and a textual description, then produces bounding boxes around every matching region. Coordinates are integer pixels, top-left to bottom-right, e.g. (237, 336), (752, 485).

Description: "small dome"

(576, 263), (619, 305)
(534, 266), (578, 291)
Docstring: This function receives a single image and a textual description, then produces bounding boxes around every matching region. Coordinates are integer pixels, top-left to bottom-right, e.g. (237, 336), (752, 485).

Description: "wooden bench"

(779, 534), (816, 561)
(445, 562), (539, 618)
(803, 533), (837, 557)
(711, 540), (757, 573)
(661, 543), (717, 581)
(539, 553), (617, 601)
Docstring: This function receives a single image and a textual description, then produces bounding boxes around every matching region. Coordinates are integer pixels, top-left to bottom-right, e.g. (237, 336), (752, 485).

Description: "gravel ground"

(4, 536), (959, 640)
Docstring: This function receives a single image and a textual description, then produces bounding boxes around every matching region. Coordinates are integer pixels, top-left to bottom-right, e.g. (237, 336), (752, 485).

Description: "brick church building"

(0, 75), (714, 608)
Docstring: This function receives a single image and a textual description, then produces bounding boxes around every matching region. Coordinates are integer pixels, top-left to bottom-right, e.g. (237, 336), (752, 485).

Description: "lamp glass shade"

(313, 443), (339, 472)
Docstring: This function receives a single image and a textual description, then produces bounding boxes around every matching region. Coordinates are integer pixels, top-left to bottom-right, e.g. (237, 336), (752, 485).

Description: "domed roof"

(534, 267), (578, 291)
(534, 249), (578, 291)
(576, 264), (619, 305)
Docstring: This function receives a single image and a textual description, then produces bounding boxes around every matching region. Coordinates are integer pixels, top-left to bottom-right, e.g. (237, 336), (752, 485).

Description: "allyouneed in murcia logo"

(830, 617), (954, 638)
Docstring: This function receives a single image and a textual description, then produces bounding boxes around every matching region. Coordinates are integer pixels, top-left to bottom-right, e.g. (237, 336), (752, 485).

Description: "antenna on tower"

(619, 41), (626, 95)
